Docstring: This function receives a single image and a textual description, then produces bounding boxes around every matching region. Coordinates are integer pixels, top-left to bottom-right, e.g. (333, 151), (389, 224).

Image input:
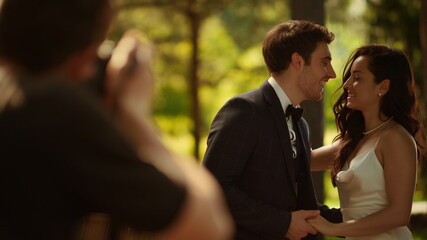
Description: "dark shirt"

(0, 79), (186, 240)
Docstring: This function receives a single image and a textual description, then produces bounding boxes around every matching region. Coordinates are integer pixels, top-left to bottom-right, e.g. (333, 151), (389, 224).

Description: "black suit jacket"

(203, 80), (341, 240)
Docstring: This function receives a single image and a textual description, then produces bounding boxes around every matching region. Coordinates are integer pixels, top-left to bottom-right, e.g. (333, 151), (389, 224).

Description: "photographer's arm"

(104, 31), (233, 240)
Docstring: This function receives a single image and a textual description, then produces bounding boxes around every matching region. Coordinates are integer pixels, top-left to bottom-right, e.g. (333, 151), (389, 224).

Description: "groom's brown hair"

(262, 20), (335, 74)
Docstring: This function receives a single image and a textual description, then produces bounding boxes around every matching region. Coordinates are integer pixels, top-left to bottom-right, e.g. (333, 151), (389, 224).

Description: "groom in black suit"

(203, 20), (342, 240)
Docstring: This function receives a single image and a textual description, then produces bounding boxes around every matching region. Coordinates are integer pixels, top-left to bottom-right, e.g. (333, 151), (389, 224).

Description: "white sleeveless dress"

(336, 144), (413, 240)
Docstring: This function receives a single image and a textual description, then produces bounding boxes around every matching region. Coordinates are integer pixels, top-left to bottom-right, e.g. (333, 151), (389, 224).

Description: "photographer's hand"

(104, 30), (154, 117)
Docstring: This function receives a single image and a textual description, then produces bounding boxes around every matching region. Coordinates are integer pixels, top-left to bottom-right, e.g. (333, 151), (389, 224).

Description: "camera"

(85, 39), (145, 96)
(86, 40), (115, 96)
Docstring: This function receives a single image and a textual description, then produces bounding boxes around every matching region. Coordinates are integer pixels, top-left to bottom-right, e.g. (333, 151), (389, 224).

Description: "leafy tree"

(365, 0), (422, 86)
(219, 0), (290, 50)
(117, 0), (232, 160)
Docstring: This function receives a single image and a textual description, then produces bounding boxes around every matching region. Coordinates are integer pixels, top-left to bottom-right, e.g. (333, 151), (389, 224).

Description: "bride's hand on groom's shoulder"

(307, 215), (337, 237)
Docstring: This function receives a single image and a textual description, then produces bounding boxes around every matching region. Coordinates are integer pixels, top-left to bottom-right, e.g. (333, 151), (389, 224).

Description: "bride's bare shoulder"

(379, 123), (417, 159)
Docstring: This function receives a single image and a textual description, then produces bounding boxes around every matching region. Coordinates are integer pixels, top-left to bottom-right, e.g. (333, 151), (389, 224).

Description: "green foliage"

(324, 0), (368, 136)
(413, 228), (427, 240)
(365, 0), (423, 86)
(199, 17), (240, 88)
(107, 7), (193, 152)
(325, 0), (354, 23)
(219, 0), (290, 49)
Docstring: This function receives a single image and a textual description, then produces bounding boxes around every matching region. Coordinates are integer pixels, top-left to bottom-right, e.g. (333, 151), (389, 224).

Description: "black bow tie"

(286, 105), (303, 121)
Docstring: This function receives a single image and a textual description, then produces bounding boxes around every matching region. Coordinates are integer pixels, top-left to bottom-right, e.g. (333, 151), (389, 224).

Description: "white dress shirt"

(268, 77), (298, 158)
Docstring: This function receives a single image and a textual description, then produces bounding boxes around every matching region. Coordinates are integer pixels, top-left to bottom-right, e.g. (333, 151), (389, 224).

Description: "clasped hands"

(285, 210), (337, 240)
(307, 214), (337, 237)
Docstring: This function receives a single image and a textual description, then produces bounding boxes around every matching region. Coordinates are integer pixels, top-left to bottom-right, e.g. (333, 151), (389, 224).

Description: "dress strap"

(373, 126), (393, 149)
(373, 136), (382, 149)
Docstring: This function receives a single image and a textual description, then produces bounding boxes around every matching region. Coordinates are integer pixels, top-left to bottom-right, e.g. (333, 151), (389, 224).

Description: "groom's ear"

(379, 79), (390, 95)
(291, 52), (304, 71)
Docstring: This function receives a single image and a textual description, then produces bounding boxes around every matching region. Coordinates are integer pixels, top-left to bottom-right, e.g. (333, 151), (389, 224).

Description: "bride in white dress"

(308, 44), (422, 240)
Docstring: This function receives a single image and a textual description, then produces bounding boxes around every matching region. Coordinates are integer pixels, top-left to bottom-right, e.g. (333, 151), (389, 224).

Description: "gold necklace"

(362, 117), (394, 135)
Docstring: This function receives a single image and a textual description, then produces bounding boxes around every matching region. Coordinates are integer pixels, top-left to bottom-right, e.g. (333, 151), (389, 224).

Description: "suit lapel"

(294, 119), (310, 171)
(260, 81), (297, 196)
(294, 119), (319, 209)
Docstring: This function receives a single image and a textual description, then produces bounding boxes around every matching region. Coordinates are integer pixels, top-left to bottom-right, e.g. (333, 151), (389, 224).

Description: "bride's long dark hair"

(331, 44), (423, 186)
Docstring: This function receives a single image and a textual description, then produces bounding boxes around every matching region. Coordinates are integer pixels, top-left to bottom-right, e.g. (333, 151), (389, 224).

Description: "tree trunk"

(422, 0), (427, 106)
(420, 0), (427, 196)
(291, 0), (325, 24)
(187, 12), (202, 160)
(291, 0), (326, 238)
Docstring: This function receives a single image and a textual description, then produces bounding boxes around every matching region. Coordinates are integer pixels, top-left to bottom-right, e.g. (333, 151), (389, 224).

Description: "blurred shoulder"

(19, 78), (103, 113)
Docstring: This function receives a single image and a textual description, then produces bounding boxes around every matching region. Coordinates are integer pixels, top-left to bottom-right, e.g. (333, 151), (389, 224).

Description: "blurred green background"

(109, 0), (427, 238)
